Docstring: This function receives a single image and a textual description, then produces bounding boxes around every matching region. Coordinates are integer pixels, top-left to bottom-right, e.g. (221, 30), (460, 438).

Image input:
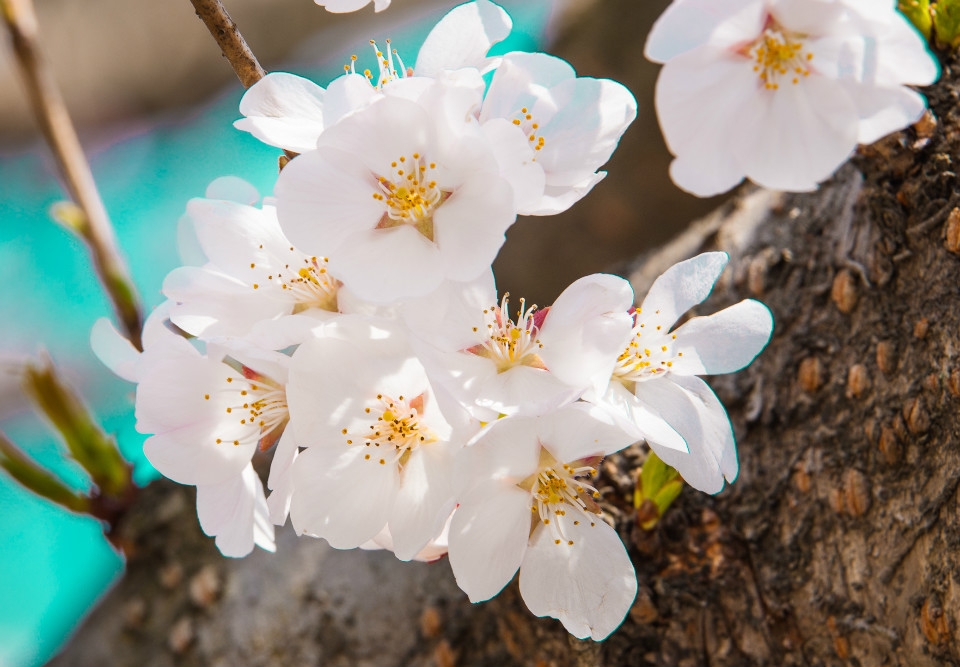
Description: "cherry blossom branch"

(188, 0), (297, 162)
(0, 0), (144, 351)
(189, 0), (266, 88)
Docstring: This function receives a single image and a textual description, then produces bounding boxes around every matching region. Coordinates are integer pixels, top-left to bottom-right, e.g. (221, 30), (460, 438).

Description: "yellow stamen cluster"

(470, 294), (544, 373)
(372, 153), (443, 240)
(208, 367), (288, 449)
(344, 39), (410, 89)
(345, 393), (435, 467)
(613, 307), (683, 384)
(522, 452), (602, 547)
(751, 28), (813, 90)
(250, 249), (339, 313)
(510, 106), (546, 156)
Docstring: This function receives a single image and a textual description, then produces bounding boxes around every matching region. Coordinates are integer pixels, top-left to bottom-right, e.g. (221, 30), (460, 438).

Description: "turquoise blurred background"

(0, 3), (549, 665)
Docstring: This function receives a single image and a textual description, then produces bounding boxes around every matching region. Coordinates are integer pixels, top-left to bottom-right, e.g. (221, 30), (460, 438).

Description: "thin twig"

(1, 0), (144, 350)
(188, 0), (297, 160)
(189, 0), (267, 88)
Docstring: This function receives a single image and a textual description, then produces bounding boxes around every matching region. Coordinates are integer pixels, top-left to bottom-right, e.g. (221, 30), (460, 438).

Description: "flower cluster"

(93, 0), (773, 641)
(645, 0), (939, 196)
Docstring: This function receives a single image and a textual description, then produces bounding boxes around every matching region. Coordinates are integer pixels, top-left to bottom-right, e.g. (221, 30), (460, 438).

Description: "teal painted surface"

(0, 4), (549, 666)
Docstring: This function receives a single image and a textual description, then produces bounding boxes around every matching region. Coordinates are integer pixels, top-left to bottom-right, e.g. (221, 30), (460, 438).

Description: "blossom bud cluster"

(92, 0), (773, 641)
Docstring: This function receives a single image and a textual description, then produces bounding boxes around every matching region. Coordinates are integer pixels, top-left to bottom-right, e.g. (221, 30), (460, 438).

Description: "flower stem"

(0, 0), (144, 351)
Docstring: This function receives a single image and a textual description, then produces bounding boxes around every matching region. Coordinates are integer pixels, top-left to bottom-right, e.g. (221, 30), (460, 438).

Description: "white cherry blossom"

(587, 252), (773, 494)
(448, 404), (637, 640)
(274, 80), (517, 302)
(480, 52), (637, 215)
(235, 0), (511, 153)
(91, 312), (282, 557)
(645, 0), (939, 196)
(164, 179), (345, 349)
(407, 273), (634, 418)
(286, 316), (477, 560)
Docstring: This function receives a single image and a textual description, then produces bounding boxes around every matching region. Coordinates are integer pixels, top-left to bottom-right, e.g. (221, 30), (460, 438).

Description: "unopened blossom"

(91, 311), (283, 557)
(235, 0), (511, 153)
(448, 404), (637, 640)
(407, 273), (634, 418)
(315, 0), (390, 13)
(480, 52), (637, 215)
(587, 252), (773, 494)
(163, 178), (345, 349)
(286, 316), (477, 560)
(645, 0), (939, 196)
(275, 79), (517, 302)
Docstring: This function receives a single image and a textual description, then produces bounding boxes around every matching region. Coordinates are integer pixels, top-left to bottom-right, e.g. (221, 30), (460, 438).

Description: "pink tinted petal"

(519, 519), (637, 640)
(414, 0), (512, 78)
(143, 429), (257, 486)
(638, 252), (728, 326)
(90, 318), (139, 383)
(434, 173), (516, 282)
(275, 147), (384, 255)
(388, 445), (457, 560)
(290, 444), (397, 548)
(323, 74), (380, 127)
(735, 74), (859, 191)
(848, 83), (927, 145)
(672, 299), (773, 375)
(449, 480), (531, 602)
(197, 464), (275, 557)
(331, 226), (444, 303)
(644, 0), (766, 63)
(266, 428), (299, 526)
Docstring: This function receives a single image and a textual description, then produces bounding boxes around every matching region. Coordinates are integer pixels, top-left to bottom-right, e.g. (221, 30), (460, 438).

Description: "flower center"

(749, 26), (813, 90)
(206, 363), (288, 451)
(372, 153), (446, 240)
(468, 294), (546, 373)
(249, 249), (340, 314)
(342, 393), (436, 467)
(519, 449), (602, 547)
(510, 106), (546, 157)
(612, 307), (683, 385)
(344, 39), (411, 89)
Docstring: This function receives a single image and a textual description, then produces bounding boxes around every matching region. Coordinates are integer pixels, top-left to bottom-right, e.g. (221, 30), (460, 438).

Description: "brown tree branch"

(188, 0), (266, 88)
(188, 0), (298, 162)
(0, 0), (144, 351)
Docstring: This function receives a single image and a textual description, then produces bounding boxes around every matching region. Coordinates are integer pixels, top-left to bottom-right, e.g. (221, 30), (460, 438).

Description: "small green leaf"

(22, 354), (130, 498)
(635, 450), (684, 530)
(933, 0), (960, 48)
(0, 430), (90, 514)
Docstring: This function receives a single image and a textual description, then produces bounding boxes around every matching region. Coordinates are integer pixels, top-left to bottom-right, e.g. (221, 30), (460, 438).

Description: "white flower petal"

(644, 0), (766, 63)
(734, 74), (859, 192)
(848, 83), (927, 145)
(638, 251), (728, 326)
(519, 519), (636, 641)
(671, 299), (773, 375)
(634, 376), (737, 494)
(537, 402), (637, 463)
(449, 480), (531, 602)
(197, 464), (275, 557)
(414, 0), (512, 78)
(235, 73), (327, 153)
(388, 445), (457, 560)
(290, 444), (397, 548)
(537, 273), (635, 393)
(90, 317), (140, 383)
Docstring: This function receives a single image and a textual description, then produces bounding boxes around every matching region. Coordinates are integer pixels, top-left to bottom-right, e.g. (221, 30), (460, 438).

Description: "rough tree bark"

(48, 8), (960, 667)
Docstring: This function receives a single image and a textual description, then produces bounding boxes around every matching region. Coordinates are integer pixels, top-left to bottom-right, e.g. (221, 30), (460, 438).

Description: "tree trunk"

(49, 5), (960, 667)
